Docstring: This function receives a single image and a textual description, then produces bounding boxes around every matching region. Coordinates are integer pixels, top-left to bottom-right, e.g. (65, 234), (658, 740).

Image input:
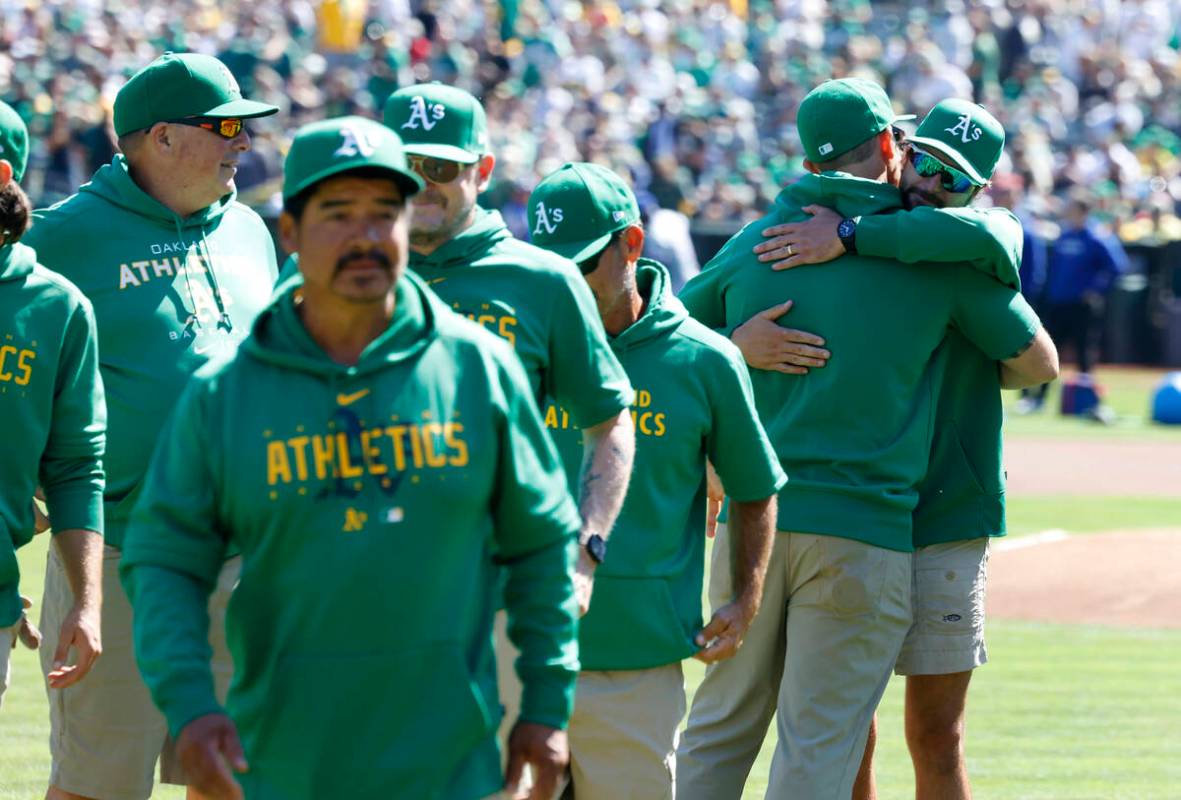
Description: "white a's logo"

(532, 202), (564, 235)
(334, 124), (377, 158)
(217, 63), (241, 95)
(401, 96), (446, 131)
(945, 114), (983, 143)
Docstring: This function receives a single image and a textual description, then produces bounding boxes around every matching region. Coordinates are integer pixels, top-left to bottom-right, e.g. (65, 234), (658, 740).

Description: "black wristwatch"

(837, 216), (860, 254)
(582, 533), (607, 564)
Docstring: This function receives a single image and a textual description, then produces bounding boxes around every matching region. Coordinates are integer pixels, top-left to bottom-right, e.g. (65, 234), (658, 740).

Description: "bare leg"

(905, 672), (973, 800)
(852, 713), (878, 800)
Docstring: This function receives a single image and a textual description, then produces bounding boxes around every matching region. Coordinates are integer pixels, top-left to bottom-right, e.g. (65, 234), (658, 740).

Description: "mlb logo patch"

(612, 210), (626, 222)
(819, 142), (834, 156)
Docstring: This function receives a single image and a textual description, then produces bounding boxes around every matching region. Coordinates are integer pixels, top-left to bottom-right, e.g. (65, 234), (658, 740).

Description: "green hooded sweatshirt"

(679, 174), (1040, 552)
(120, 272), (581, 800)
(282, 208), (632, 427)
(857, 206), (1026, 546)
(544, 261), (786, 670)
(24, 155), (278, 548)
(0, 243), (105, 626)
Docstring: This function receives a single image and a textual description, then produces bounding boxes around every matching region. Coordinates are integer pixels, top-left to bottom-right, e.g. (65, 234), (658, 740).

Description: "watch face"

(839, 219), (856, 238)
(586, 534), (607, 563)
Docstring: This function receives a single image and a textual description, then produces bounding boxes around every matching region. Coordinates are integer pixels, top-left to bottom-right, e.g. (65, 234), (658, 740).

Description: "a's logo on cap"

(401, 95), (446, 131)
(334, 125), (377, 158)
(819, 142), (834, 156)
(945, 114), (983, 143)
(532, 202), (564, 235)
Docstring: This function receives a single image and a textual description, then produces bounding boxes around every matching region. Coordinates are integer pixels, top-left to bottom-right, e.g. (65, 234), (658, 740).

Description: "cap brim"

(401, 142), (481, 164)
(892, 113), (917, 124)
(205, 98), (280, 120)
(907, 135), (989, 185)
(286, 163), (424, 201)
(537, 231), (615, 263)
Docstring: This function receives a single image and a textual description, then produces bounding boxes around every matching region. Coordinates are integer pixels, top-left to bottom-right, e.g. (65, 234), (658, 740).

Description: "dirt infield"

(989, 434), (1180, 628)
(1005, 436), (1181, 496)
(988, 529), (1181, 629)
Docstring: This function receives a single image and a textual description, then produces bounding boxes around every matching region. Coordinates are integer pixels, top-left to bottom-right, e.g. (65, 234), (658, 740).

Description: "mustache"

(334, 249), (393, 274)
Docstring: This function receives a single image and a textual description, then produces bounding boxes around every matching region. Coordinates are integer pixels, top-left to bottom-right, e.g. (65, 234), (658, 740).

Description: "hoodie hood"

(777, 172), (903, 220)
(0, 241), (36, 282)
(612, 258), (687, 351)
(243, 271), (438, 377)
(79, 154), (235, 230)
(410, 206), (512, 270)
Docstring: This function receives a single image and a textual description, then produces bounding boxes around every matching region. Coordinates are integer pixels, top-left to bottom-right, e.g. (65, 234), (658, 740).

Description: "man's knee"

(905, 673), (971, 771)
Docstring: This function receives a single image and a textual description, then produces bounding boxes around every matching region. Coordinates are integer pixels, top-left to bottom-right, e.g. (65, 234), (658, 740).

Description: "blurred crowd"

(5, 0), (1181, 249)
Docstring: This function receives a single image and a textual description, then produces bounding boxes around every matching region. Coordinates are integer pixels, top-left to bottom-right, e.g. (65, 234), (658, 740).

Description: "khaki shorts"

(40, 543), (238, 800)
(568, 665), (685, 800)
(0, 619), (19, 709)
(895, 538), (989, 676)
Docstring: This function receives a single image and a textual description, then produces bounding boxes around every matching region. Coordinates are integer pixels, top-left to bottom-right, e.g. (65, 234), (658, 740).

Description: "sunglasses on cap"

(167, 117), (246, 139)
(907, 145), (976, 194)
(407, 154), (468, 185)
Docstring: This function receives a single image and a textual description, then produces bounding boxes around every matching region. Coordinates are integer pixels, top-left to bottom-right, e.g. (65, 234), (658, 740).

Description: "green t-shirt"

(678, 174), (1040, 552)
(120, 273), (580, 800)
(0, 243), (105, 626)
(858, 206), (1029, 545)
(24, 156), (278, 548)
(543, 261), (786, 670)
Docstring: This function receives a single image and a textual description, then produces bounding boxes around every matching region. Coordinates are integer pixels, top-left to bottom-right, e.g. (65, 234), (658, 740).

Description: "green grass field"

(1001, 365), (1181, 440)
(2, 366), (1177, 798)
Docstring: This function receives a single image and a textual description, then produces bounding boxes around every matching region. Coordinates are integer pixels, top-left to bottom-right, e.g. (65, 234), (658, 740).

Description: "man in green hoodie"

(0, 102), (105, 708)
(121, 116), (581, 800)
(381, 83), (636, 759)
(675, 79), (1058, 799)
(527, 162), (786, 798)
(745, 99), (1053, 800)
(22, 53), (280, 800)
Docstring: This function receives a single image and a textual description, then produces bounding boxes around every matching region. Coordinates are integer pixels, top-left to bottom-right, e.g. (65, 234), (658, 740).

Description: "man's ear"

(278, 211), (299, 255)
(802, 159), (822, 175)
(0, 160), (12, 189)
(879, 128), (897, 162)
(475, 154), (496, 190)
(621, 224), (645, 259)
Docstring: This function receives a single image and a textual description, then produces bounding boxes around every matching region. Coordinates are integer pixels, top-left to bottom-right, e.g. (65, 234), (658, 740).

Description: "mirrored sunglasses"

(907, 145), (976, 194)
(407, 155), (465, 185)
(168, 117), (246, 139)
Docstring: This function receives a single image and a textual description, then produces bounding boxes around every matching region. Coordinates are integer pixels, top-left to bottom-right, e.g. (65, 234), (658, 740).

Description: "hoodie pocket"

(243, 644), (494, 799)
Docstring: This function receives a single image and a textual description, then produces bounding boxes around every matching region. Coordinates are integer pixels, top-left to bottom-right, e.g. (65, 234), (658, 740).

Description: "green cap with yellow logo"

(797, 78), (913, 163)
(282, 116), (424, 201)
(908, 98), (1005, 185)
(0, 100), (29, 184)
(113, 52), (279, 137)
(527, 163), (641, 262)
(383, 83), (488, 164)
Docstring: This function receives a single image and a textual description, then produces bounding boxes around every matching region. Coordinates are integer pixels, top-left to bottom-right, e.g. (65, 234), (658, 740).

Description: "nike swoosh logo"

(426, 277), (447, 285)
(336, 388), (371, 406)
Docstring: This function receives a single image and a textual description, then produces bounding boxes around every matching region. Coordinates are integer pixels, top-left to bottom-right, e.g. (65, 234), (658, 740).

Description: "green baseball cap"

(113, 52), (279, 137)
(383, 83), (488, 164)
(908, 98), (1005, 185)
(282, 116), (424, 201)
(527, 162), (641, 262)
(797, 78), (914, 163)
(0, 101), (28, 184)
